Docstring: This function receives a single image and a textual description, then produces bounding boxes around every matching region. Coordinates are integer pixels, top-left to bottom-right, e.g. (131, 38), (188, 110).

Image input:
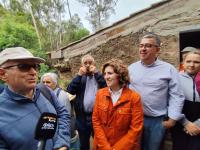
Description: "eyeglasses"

(139, 43), (159, 49)
(3, 64), (40, 72)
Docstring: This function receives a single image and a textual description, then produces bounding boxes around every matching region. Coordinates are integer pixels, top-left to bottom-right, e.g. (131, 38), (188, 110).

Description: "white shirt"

(109, 88), (123, 105)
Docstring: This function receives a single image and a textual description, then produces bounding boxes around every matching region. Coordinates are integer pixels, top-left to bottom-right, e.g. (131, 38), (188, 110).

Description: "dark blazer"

(67, 72), (106, 128)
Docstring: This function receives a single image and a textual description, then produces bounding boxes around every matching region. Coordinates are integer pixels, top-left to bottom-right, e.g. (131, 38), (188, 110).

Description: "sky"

(67, 0), (163, 33)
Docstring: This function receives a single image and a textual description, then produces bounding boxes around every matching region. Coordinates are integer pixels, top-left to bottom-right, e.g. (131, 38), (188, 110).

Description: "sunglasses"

(3, 64), (40, 72)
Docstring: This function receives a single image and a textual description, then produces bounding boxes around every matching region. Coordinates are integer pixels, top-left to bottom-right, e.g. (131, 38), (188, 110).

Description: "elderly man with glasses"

(0, 47), (71, 150)
(128, 33), (185, 150)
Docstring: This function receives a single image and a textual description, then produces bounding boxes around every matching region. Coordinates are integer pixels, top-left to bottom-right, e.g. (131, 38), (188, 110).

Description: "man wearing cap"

(0, 47), (71, 150)
(180, 47), (200, 94)
(179, 47), (199, 72)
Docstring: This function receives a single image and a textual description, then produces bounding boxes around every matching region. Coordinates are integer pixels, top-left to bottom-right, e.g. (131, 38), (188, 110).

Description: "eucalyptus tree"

(66, 0), (72, 20)
(61, 14), (89, 46)
(0, 0), (90, 51)
(26, 0), (42, 49)
(77, 0), (118, 31)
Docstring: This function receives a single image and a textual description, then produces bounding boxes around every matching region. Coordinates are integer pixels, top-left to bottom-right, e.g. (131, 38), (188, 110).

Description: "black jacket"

(67, 72), (106, 123)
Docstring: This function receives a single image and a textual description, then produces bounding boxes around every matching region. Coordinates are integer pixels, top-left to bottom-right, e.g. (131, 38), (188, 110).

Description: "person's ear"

(155, 47), (161, 57)
(0, 68), (7, 82)
(156, 46), (160, 52)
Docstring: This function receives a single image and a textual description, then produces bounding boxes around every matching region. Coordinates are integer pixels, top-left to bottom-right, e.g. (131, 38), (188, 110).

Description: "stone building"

(50, 0), (200, 81)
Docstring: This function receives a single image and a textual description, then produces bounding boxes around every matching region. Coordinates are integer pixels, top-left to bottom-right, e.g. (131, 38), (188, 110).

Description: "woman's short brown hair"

(102, 58), (130, 86)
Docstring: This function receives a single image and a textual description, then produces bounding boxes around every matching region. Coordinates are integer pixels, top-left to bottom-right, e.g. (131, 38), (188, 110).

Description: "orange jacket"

(92, 87), (143, 150)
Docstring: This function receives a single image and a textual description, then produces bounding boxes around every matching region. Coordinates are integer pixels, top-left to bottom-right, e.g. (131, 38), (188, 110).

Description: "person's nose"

(104, 73), (109, 80)
(140, 46), (147, 51)
(190, 62), (195, 67)
(43, 82), (48, 86)
(29, 67), (37, 75)
(85, 64), (90, 67)
(187, 61), (194, 66)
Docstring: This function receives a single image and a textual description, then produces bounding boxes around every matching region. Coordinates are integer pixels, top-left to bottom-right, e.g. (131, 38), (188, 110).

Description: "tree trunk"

(66, 0), (72, 20)
(27, 0), (42, 50)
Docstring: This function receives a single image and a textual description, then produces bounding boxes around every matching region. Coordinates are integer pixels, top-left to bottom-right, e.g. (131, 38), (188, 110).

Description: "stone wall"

(50, 0), (200, 81)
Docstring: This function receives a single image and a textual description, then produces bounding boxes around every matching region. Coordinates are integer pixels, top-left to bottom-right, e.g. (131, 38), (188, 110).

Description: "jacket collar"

(4, 85), (40, 103)
(103, 86), (131, 104)
(180, 72), (195, 79)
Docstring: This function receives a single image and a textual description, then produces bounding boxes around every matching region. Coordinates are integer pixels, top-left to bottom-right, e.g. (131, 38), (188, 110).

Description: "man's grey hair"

(142, 33), (161, 46)
(41, 72), (58, 86)
(81, 54), (95, 64)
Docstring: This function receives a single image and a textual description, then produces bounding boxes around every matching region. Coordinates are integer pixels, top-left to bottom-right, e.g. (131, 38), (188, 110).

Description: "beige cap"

(0, 47), (45, 65)
(181, 47), (198, 53)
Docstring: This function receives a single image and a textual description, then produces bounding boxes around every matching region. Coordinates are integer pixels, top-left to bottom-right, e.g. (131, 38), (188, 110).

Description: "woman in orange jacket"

(92, 58), (143, 150)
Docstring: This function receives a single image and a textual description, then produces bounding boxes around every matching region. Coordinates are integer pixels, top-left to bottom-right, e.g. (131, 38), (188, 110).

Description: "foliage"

(61, 14), (90, 46)
(0, 4), (6, 15)
(61, 79), (71, 88)
(0, 1), (93, 86)
(77, 0), (118, 31)
(9, 0), (25, 12)
(74, 28), (90, 41)
(38, 63), (55, 80)
(0, 15), (39, 51)
(23, 0), (90, 50)
(0, 0), (90, 78)
(28, 48), (47, 61)
(0, 0), (90, 52)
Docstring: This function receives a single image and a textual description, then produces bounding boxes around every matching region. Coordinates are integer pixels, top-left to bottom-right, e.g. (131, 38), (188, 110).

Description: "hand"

(89, 65), (97, 74)
(78, 66), (87, 76)
(184, 122), (200, 136)
(57, 147), (68, 150)
(162, 118), (176, 129)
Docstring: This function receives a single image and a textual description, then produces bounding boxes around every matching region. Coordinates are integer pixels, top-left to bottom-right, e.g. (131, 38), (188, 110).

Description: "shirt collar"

(181, 72), (196, 79)
(141, 58), (159, 67)
(109, 87), (123, 96)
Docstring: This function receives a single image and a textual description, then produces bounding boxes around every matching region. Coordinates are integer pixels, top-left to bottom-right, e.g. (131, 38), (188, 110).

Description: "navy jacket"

(67, 72), (106, 125)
